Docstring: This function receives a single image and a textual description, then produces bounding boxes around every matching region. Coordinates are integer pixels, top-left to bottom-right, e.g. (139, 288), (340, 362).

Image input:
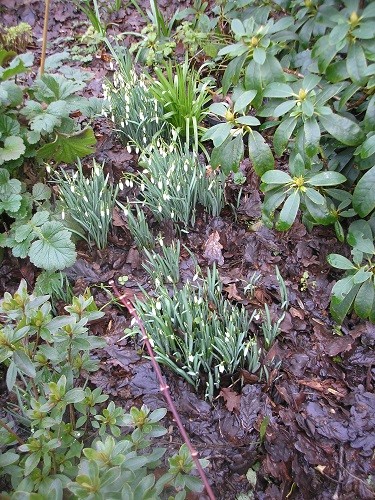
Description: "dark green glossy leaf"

(261, 170), (292, 185)
(273, 117), (298, 157)
(308, 171), (346, 186)
(347, 43), (368, 85)
(304, 117), (320, 157)
(211, 134), (244, 175)
(276, 190), (300, 231)
(248, 130), (274, 176)
(319, 113), (364, 146)
(352, 166), (375, 217)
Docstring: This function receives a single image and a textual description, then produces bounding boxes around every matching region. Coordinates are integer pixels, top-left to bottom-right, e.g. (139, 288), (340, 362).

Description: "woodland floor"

(1, 1), (375, 499)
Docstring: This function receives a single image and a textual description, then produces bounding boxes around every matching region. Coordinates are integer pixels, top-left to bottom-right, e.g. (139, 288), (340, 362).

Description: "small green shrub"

(0, 171), (77, 271)
(0, 50), (98, 172)
(328, 220), (375, 324)
(0, 280), (207, 498)
(55, 160), (118, 251)
(129, 264), (260, 400)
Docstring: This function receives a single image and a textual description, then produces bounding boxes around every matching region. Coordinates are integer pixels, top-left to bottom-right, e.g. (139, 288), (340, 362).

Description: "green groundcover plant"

(0, 49), (99, 172)
(0, 171), (76, 271)
(0, 280), (207, 498)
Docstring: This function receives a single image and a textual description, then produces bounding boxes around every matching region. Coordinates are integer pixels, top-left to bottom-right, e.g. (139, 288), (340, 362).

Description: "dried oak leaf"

(203, 231), (224, 265)
(220, 387), (241, 413)
(224, 283), (242, 301)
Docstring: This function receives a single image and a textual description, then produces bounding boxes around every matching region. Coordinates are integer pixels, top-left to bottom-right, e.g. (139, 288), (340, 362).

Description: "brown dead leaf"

(224, 283), (242, 301)
(203, 231), (224, 265)
(220, 387), (241, 413)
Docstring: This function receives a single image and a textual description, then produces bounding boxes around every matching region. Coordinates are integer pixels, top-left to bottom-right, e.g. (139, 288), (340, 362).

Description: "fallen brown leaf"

(220, 387), (241, 413)
(203, 231), (224, 265)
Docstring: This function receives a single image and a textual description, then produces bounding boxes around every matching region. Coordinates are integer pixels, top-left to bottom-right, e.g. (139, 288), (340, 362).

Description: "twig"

(40, 0), (51, 75)
(110, 281), (216, 500)
(0, 418), (25, 445)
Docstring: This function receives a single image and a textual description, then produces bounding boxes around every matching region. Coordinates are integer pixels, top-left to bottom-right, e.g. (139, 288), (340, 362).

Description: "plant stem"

(0, 418), (25, 445)
(40, 0), (51, 75)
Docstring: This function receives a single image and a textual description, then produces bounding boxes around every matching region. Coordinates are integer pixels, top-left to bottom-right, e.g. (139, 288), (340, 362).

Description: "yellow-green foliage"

(0, 22), (32, 52)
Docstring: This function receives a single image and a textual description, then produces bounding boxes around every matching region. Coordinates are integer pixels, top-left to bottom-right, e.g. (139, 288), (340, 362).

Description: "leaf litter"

(0, 1), (374, 499)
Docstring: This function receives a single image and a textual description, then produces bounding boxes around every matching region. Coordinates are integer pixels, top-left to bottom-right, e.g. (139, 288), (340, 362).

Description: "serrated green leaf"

(0, 193), (22, 214)
(352, 166), (375, 217)
(29, 221), (76, 271)
(319, 113), (364, 146)
(248, 130), (274, 176)
(32, 183), (52, 201)
(36, 127), (96, 164)
(0, 136), (26, 165)
(276, 190), (300, 231)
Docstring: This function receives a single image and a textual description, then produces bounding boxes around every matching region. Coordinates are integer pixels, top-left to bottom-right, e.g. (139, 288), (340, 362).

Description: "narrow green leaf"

(253, 47), (266, 65)
(13, 351), (36, 378)
(235, 116), (260, 126)
(276, 190), (300, 231)
(273, 117), (298, 157)
(304, 118), (321, 157)
(327, 254), (356, 270)
(347, 43), (368, 85)
(273, 100), (297, 117)
(305, 187), (325, 205)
